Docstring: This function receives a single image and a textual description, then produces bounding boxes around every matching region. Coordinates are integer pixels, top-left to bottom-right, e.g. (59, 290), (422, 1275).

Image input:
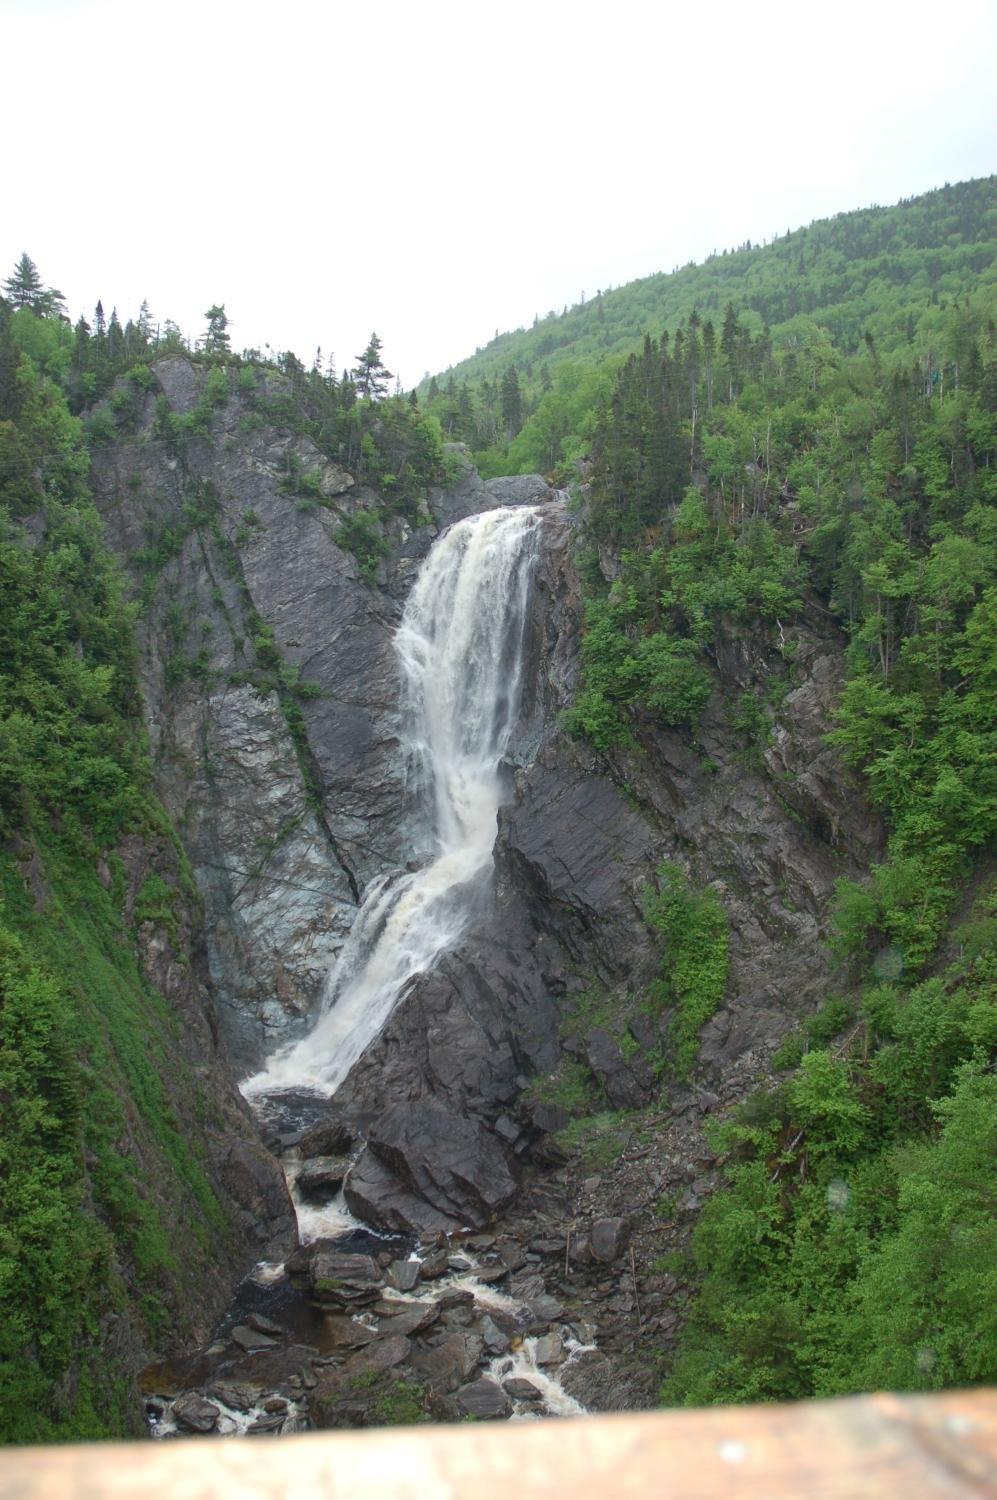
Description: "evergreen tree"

(3, 253), (43, 310)
(501, 366), (523, 439)
(203, 304), (230, 356)
(106, 308), (123, 363)
(137, 300), (154, 340)
(2, 253), (65, 317)
(353, 333), (391, 399)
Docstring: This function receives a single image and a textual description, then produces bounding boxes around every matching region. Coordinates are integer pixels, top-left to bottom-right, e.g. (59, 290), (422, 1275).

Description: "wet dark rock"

(411, 1333), (483, 1394)
(533, 1332), (565, 1366)
(345, 1103), (517, 1235)
(477, 1314), (510, 1354)
(628, 1014), (659, 1052)
(526, 1293), (565, 1325)
(503, 1377), (543, 1402)
(344, 1334), (411, 1374)
(246, 1413), (285, 1434)
(373, 1300), (439, 1337)
(432, 1288), (475, 1312)
(296, 1156), (350, 1199)
(455, 1377), (512, 1421)
(418, 1247), (450, 1280)
(231, 1324), (279, 1351)
(494, 1240), (528, 1271)
(385, 1259), (421, 1293)
(321, 1315), (378, 1349)
(287, 1248), (383, 1308)
(471, 1264), (510, 1284)
(299, 1117), (354, 1159)
(246, 1313), (285, 1337)
(208, 1382), (260, 1411)
(173, 1393), (220, 1433)
(528, 1101), (570, 1135)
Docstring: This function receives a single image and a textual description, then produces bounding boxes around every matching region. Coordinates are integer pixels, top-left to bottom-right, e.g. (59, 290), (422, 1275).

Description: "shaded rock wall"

(90, 361), (539, 1072)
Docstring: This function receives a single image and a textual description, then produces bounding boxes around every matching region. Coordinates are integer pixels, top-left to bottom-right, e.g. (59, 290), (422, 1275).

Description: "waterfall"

(243, 504), (542, 1101)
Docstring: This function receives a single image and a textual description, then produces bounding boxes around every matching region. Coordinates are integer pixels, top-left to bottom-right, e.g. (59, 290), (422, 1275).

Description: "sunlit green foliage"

(642, 864), (729, 1077)
(661, 886), (996, 1405)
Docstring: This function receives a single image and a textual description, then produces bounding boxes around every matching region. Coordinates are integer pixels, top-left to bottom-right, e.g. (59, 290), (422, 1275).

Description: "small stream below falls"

(145, 501), (595, 1436)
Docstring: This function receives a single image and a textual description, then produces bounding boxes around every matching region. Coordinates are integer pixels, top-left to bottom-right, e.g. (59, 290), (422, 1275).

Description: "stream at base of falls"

(143, 501), (597, 1435)
(144, 1104), (594, 1436)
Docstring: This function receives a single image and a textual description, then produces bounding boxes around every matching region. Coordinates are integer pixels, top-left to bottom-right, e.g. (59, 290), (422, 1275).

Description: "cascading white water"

(243, 504), (541, 1101)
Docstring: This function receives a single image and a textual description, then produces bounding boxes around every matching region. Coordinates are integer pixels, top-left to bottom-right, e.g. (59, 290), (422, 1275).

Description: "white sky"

(3, 0), (995, 386)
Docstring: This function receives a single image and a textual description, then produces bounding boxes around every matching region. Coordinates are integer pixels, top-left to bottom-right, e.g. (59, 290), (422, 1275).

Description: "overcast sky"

(3, 0), (994, 386)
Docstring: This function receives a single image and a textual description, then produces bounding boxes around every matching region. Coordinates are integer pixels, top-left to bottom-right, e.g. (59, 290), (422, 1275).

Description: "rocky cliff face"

(92, 359), (881, 1242)
(91, 361), (541, 1073)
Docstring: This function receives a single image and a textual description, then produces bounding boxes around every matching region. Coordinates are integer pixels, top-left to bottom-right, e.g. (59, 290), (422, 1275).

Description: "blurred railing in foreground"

(0, 1389), (993, 1499)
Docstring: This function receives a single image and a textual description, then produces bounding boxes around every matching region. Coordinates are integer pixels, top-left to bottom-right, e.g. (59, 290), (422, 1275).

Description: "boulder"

(533, 1332), (565, 1366)
(172, 1393), (220, 1433)
(208, 1380), (260, 1404)
(307, 1251), (383, 1308)
(299, 1117), (354, 1158)
(385, 1259), (421, 1293)
(585, 1028), (649, 1110)
(477, 1314), (509, 1354)
(410, 1333), (483, 1394)
(589, 1216), (628, 1263)
(246, 1312), (285, 1337)
(345, 1104), (517, 1234)
(483, 474), (552, 509)
(296, 1156), (349, 1199)
(322, 1313), (378, 1349)
(503, 1377), (542, 1402)
(246, 1412), (285, 1434)
(526, 1293), (564, 1325)
(418, 1247), (450, 1280)
(374, 1300), (439, 1337)
(470, 1264), (510, 1284)
(231, 1324), (278, 1351)
(455, 1377), (512, 1421)
(344, 1334), (411, 1375)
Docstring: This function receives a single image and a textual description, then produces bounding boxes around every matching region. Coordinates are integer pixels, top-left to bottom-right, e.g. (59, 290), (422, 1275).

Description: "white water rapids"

(244, 504), (542, 1101)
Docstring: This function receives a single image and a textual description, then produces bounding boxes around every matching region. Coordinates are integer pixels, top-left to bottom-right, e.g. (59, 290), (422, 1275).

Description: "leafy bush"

(643, 863), (729, 1078)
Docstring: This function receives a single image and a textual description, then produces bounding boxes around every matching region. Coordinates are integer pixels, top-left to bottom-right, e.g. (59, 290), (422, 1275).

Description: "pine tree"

(354, 333), (391, 399)
(94, 300), (106, 339)
(501, 366), (523, 439)
(203, 305), (230, 356)
(2, 253), (65, 317)
(3, 253), (43, 310)
(106, 308), (123, 363)
(137, 300), (154, 340)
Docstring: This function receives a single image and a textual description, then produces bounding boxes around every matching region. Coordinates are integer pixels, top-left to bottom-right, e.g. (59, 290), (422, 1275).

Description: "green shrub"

(643, 863), (729, 1078)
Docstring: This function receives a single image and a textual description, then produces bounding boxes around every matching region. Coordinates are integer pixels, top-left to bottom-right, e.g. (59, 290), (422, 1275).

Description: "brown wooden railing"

(0, 1389), (994, 1499)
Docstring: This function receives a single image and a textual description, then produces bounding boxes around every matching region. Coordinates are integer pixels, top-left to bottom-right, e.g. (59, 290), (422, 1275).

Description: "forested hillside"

(420, 177), (995, 480)
(456, 180), (996, 1405)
